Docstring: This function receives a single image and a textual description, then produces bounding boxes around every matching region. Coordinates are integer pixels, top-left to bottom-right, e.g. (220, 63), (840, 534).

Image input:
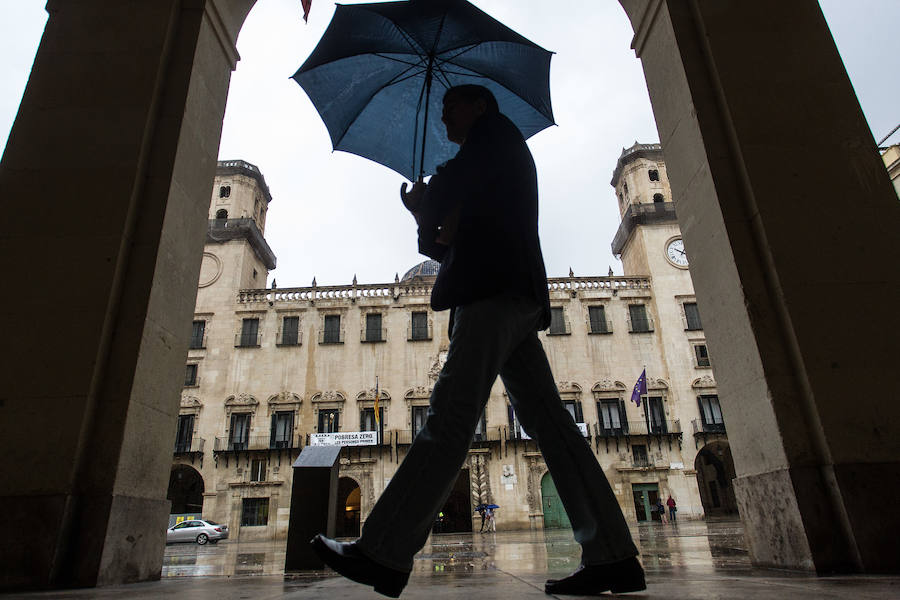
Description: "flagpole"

(642, 364), (651, 436)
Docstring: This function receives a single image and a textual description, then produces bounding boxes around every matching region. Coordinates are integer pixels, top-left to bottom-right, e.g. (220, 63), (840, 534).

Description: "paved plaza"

(14, 518), (899, 599)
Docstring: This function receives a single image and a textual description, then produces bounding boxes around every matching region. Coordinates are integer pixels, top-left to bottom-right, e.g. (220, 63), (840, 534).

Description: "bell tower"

(610, 142), (683, 278)
(197, 160), (277, 299)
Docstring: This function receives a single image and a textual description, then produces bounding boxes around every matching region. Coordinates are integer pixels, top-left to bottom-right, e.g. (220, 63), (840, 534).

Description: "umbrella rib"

(372, 53), (428, 69)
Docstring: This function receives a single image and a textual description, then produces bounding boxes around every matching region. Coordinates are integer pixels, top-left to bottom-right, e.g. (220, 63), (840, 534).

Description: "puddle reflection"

(162, 518), (749, 579)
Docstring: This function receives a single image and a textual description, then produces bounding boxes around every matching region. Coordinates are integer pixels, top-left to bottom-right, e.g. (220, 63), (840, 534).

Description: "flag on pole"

(301, 0), (312, 22)
(373, 376), (380, 425)
(630, 368), (647, 406)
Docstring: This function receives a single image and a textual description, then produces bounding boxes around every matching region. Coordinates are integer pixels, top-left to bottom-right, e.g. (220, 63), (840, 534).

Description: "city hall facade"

(169, 145), (736, 543)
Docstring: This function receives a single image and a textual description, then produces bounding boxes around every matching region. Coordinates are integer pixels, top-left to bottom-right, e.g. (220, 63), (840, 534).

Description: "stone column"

(0, 0), (254, 589)
(618, 0), (900, 573)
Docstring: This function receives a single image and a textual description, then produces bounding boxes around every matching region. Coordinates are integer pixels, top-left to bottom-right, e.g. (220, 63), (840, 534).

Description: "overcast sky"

(2, 1), (898, 288)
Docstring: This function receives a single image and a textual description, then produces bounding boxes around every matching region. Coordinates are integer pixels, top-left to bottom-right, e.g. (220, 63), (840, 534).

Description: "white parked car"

(166, 519), (229, 545)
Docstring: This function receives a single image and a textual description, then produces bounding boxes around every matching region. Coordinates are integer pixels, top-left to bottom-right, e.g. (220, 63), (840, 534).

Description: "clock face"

(666, 238), (689, 267)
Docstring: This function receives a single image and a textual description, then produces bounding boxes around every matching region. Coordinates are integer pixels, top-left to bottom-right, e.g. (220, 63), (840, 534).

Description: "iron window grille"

(632, 444), (650, 468)
(241, 498), (269, 526)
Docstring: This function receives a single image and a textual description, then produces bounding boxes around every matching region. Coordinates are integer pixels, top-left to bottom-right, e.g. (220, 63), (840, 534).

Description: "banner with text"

(310, 431), (377, 447)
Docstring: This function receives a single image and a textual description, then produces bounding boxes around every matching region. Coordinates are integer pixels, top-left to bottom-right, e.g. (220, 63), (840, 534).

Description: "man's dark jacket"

(416, 111), (551, 331)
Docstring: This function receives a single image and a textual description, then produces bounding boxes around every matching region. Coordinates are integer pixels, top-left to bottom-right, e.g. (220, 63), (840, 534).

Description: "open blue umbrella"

(292, 0), (554, 181)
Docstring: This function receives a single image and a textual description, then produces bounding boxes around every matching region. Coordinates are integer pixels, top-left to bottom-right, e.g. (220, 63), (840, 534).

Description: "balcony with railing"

(213, 434), (303, 452)
(594, 422), (629, 438)
(174, 437), (205, 455)
(611, 201), (677, 256)
(692, 418), (726, 435)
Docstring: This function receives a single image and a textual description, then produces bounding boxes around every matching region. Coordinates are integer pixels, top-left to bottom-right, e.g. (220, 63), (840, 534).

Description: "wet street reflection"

(163, 517), (748, 579)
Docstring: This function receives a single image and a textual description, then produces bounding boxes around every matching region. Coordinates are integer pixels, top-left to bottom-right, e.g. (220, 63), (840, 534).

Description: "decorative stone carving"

(525, 455), (547, 514)
(556, 381), (583, 399)
(267, 392), (302, 415)
(225, 393), (258, 407)
(592, 379), (626, 393)
(692, 375), (717, 389)
(181, 395), (203, 409)
(405, 386), (432, 401)
(427, 352), (447, 381)
(268, 391), (302, 406)
(647, 377), (669, 390)
(357, 388), (392, 401)
(311, 390), (346, 404)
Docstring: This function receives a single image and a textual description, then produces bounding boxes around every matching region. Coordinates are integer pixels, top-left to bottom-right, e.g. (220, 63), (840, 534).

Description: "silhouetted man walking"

(312, 85), (645, 597)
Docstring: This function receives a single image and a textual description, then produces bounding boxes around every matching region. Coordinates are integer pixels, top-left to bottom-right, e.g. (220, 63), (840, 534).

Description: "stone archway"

(335, 477), (361, 538)
(694, 441), (738, 516)
(167, 465), (205, 516)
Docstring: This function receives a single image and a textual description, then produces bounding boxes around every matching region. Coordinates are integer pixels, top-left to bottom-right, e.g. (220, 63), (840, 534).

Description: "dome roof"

(401, 260), (441, 281)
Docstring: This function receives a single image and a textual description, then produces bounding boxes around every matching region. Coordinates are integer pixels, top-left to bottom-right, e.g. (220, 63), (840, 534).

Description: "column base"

(734, 462), (900, 574)
(0, 493), (170, 591)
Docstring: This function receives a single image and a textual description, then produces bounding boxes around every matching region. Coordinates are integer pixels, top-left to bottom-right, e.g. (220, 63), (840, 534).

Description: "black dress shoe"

(310, 534), (410, 598)
(545, 556), (646, 595)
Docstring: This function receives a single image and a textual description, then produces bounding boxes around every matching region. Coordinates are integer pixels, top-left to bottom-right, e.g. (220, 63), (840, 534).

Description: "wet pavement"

(15, 518), (900, 598)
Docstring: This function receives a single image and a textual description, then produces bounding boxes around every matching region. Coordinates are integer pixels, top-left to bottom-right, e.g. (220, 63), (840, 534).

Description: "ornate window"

(587, 305), (611, 334)
(548, 306), (571, 335)
(627, 304), (654, 333)
(277, 315), (301, 346)
(184, 364), (198, 387)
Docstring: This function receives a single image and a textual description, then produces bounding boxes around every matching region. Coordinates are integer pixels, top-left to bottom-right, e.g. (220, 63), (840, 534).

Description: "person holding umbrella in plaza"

(299, 2), (644, 597)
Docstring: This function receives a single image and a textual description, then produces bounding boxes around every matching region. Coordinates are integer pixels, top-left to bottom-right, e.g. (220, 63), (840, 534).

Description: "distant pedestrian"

(655, 499), (667, 524)
(666, 495), (677, 522)
(485, 507), (497, 532)
(476, 504), (487, 532)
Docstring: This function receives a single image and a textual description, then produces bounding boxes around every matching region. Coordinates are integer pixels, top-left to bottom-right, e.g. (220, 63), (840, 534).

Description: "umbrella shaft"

(418, 54), (437, 181)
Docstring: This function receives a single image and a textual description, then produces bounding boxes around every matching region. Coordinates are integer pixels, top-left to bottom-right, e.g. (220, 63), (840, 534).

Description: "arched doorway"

(695, 441), (738, 516)
(167, 464), (204, 516)
(541, 472), (572, 529)
(336, 477), (361, 538)
(434, 469), (472, 533)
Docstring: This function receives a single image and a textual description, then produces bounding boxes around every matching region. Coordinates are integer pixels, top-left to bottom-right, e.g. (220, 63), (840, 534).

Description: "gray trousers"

(355, 293), (638, 572)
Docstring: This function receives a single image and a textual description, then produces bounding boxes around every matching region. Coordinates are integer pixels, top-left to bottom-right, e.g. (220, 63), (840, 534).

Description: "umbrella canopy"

(292, 0), (554, 180)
